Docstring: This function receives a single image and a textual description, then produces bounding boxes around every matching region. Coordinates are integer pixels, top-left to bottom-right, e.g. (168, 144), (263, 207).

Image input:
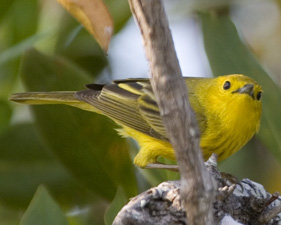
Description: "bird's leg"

(144, 162), (179, 171)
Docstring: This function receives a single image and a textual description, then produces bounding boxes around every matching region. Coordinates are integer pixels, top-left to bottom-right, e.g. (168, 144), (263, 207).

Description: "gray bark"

(127, 0), (215, 224)
(113, 156), (281, 225)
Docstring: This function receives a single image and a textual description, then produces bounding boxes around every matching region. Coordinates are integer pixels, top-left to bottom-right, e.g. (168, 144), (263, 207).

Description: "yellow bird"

(10, 74), (262, 168)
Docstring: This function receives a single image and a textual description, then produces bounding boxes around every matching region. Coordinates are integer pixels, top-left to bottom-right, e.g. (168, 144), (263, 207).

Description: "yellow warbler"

(10, 74), (262, 167)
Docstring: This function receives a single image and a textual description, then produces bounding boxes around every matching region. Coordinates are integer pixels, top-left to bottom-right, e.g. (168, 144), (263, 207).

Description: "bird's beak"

(232, 84), (254, 99)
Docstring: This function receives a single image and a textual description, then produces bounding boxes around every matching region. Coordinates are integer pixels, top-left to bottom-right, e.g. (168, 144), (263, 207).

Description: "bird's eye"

(257, 91), (262, 100)
(223, 81), (231, 90)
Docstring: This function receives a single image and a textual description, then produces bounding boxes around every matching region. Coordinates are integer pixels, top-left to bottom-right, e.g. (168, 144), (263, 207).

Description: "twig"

(258, 192), (281, 224)
(127, 1), (215, 224)
(144, 163), (179, 171)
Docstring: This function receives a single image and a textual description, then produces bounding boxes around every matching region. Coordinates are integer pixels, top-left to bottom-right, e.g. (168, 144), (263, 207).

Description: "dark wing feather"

(75, 80), (166, 140)
(137, 84), (168, 139)
(136, 78), (208, 138)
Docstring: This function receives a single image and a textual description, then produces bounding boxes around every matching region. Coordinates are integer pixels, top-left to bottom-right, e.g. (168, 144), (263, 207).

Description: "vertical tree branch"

(127, 1), (215, 224)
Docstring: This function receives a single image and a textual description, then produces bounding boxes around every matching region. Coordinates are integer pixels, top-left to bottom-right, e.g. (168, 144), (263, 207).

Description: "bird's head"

(209, 74), (262, 132)
(216, 74), (262, 104)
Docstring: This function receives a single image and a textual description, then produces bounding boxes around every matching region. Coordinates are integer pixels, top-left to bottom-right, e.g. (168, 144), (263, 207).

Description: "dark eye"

(223, 81), (231, 90)
(257, 91), (262, 100)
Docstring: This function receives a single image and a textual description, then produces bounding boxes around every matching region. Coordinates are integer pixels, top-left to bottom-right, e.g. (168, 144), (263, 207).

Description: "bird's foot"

(220, 172), (243, 192)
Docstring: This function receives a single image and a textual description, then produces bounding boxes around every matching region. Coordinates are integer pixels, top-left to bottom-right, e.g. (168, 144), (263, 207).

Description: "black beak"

(232, 84), (254, 99)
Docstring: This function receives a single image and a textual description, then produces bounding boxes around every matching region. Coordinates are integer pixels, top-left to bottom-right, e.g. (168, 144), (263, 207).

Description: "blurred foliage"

(57, 0), (114, 52)
(0, 100), (12, 133)
(19, 185), (69, 225)
(1, 0), (281, 224)
(0, 0), (39, 97)
(0, 122), (95, 208)
(20, 48), (137, 199)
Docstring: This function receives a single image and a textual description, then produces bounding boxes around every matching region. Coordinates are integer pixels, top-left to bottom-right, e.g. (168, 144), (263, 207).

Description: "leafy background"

(1, 0), (281, 224)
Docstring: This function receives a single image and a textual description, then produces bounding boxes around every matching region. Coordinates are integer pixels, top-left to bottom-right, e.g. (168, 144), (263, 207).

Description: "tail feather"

(10, 91), (77, 104)
(10, 91), (98, 112)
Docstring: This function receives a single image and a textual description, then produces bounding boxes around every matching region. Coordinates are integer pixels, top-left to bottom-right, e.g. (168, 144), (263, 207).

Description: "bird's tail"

(10, 91), (97, 112)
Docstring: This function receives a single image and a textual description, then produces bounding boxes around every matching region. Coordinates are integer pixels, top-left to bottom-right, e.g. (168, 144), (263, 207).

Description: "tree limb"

(113, 156), (281, 225)
(127, 1), (215, 224)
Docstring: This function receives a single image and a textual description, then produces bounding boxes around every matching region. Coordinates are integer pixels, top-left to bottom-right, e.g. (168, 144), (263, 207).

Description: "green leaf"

(104, 0), (131, 33)
(0, 0), (40, 95)
(0, 123), (92, 208)
(104, 187), (127, 225)
(0, 0), (15, 21)
(0, 100), (12, 133)
(200, 12), (281, 160)
(19, 185), (69, 225)
(0, 31), (52, 66)
(7, 0), (39, 43)
(55, 15), (108, 77)
(0, 204), (21, 225)
(19, 49), (137, 200)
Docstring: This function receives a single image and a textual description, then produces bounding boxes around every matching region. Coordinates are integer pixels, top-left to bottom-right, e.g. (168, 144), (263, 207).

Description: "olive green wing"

(136, 78), (208, 138)
(75, 79), (167, 140)
(132, 80), (168, 139)
(75, 78), (208, 141)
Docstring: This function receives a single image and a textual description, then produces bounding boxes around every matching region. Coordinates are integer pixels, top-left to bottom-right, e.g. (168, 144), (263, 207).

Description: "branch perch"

(127, 0), (215, 224)
(113, 156), (281, 224)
